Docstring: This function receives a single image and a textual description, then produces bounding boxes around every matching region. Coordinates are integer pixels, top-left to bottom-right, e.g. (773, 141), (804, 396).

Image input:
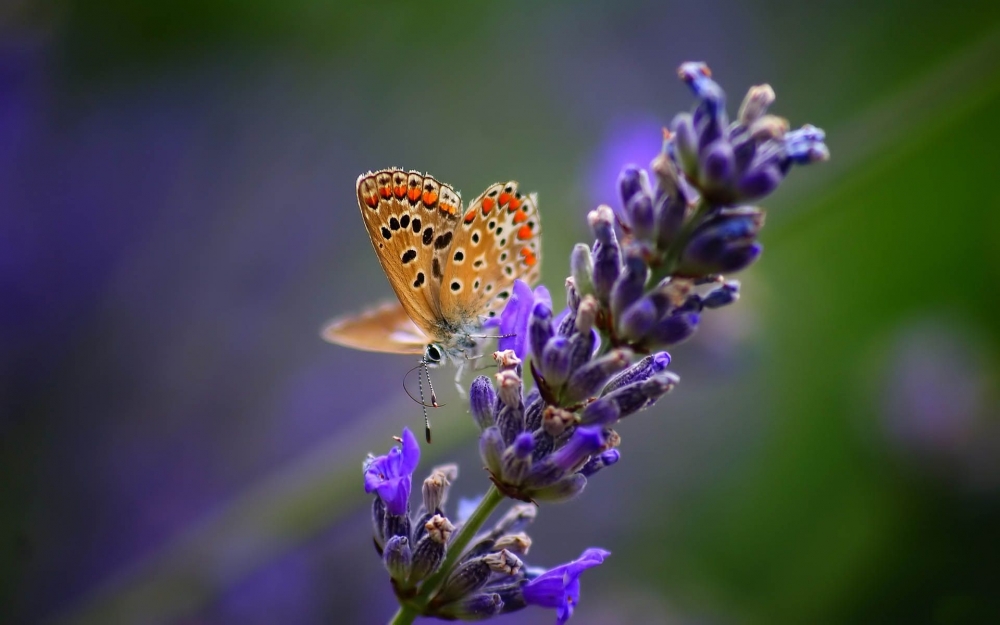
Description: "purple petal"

(499, 279), (534, 357)
(399, 427), (420, 475)
(376, 477), (410, 516)
(363, 429), (420, 515)
(533, 285), (552, 311)
(523, 548), (610, 619)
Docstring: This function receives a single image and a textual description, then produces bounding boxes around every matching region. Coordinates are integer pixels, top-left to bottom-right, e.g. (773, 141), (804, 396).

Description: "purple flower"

(522, 548), (611, 625)
(670, 61), (828, 207)
(364, 428), (420, 516)
(489, 279), (552, 359)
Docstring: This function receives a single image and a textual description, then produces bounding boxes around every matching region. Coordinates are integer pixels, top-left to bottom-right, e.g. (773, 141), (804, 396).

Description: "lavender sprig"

(362, 62), (827, 625)
(582, 61), (829, 353)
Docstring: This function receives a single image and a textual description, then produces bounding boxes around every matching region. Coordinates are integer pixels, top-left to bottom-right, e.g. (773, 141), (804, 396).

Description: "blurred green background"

(3, 1), (1000, 623)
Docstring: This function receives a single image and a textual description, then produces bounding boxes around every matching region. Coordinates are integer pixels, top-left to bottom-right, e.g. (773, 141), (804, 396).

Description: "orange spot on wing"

(464, 208), (477, 223)
(393, 185), (406, 198)
(422, 191), (439, 206)
(508, 197), (522, 212)
(512, 209), (528, 224)
(498, 192), (512, 206)
(482, 197), (495, 214)
(363, 193), (378, 208)
(440, 203), (456, 215)
(517, 224), (533, 240)
(408, 188), (421, 202)
(379, 186), (392, 199)
(520, 247), (537, 266)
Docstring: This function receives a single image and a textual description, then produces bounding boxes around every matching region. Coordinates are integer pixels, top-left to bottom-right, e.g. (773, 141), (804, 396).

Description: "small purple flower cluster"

(472, 285), (678, 504)
(361, 62), (827, 624)
(582, 62), (828, 353)
(367, 429), (608, 622)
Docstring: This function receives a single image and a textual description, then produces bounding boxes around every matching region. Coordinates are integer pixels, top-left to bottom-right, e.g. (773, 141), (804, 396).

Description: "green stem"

(413, 484), (505, 609)
(388, 603), (419, 625)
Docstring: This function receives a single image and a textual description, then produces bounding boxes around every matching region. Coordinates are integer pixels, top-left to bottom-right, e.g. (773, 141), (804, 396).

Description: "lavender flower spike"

(364, 428), (420, 516)
(520, 548), (611, 625)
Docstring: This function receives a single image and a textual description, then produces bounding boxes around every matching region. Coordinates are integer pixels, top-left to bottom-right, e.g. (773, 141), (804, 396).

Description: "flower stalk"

(359, 61), (828, 624)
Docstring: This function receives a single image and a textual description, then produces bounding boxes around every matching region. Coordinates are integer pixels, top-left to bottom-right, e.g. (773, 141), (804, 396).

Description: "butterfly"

(322, 169), (543, 438)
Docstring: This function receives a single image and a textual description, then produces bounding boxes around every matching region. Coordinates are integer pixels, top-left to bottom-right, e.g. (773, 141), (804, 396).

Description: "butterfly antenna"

(419, 360), (432, 443)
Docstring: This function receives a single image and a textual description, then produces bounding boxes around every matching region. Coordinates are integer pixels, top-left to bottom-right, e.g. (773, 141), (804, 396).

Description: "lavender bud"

(603, 352), (671, 393)
(619, 166), (655, 240)
(580, 449), (621, 477)
(383, 535), (412, 582)
(557, 298), (578, 338)
(494, 370), (522, 410)
(785, 124), (829, 164)
(528, 302), (554, 364)
(529, 427), (605, 488)
(524, 394), (545, 431)
(493, 349), (521, 373)
(650, 312), (700, 346)
(578, 397), (620, 427)
(438, 558), (493, 604)
(725, 242), (763, 272)
(479, 426), (505, 477)
(750, 115), (789, 141)
(565, 277), (581, 311)
(372, 497), (386, 549)
(618, 165), (645, 218)
(627, 192), (656, 241)
(702, 280), (740, 308)
(736, 164), (782, 201)
(469, 376), (497, 430)
(422, 464), (458, 514)
(570, 244), (595, 297)
(437, 593), (504, 620)
(411, 510), (434, 545)
(497, 380), (524, 445)
(655, 192), (688, 251)
(493, 532), (532, 554)
(619, 296), (659, 342)
(540, 336), (572, 387)
(501, 433), (535, 483)
(530, 473), (588, 503)
(604, 373), (680, 417)
(566, 331), (597, 379)
(531, 430), (555, 461)
(700, 139), (735, 193)
(491, 503), (537, 537)
(409, 514), (454, 582)
(588, 206), (622, 302)
(542, 405), (577, 437)
(564, 349), (631, 404)
(738, 84), (775, 125)
(671, 112), (699, 175)
(485, 549), (524, 575)
(383, 513), (410, 543)
(680, 207), (764, 276)
(610, 251), (649, 322)
(575, 295), (598, 334)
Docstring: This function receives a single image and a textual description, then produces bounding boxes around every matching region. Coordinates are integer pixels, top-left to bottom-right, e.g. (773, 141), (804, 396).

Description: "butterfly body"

(323, 169), (542, 364)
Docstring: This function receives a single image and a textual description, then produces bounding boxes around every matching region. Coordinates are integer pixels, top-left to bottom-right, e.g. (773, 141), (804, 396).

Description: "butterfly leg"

(453, 359), (469, 398)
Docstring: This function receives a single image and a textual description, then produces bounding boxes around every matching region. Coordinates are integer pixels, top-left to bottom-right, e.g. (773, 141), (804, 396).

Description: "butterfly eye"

(424, 344), (444, 365)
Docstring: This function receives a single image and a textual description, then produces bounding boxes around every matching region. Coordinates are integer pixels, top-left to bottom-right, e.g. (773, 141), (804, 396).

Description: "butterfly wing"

(356, 169), (464, 342)
(439, 181), (542, 321)
(321, 301), (429, 355)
